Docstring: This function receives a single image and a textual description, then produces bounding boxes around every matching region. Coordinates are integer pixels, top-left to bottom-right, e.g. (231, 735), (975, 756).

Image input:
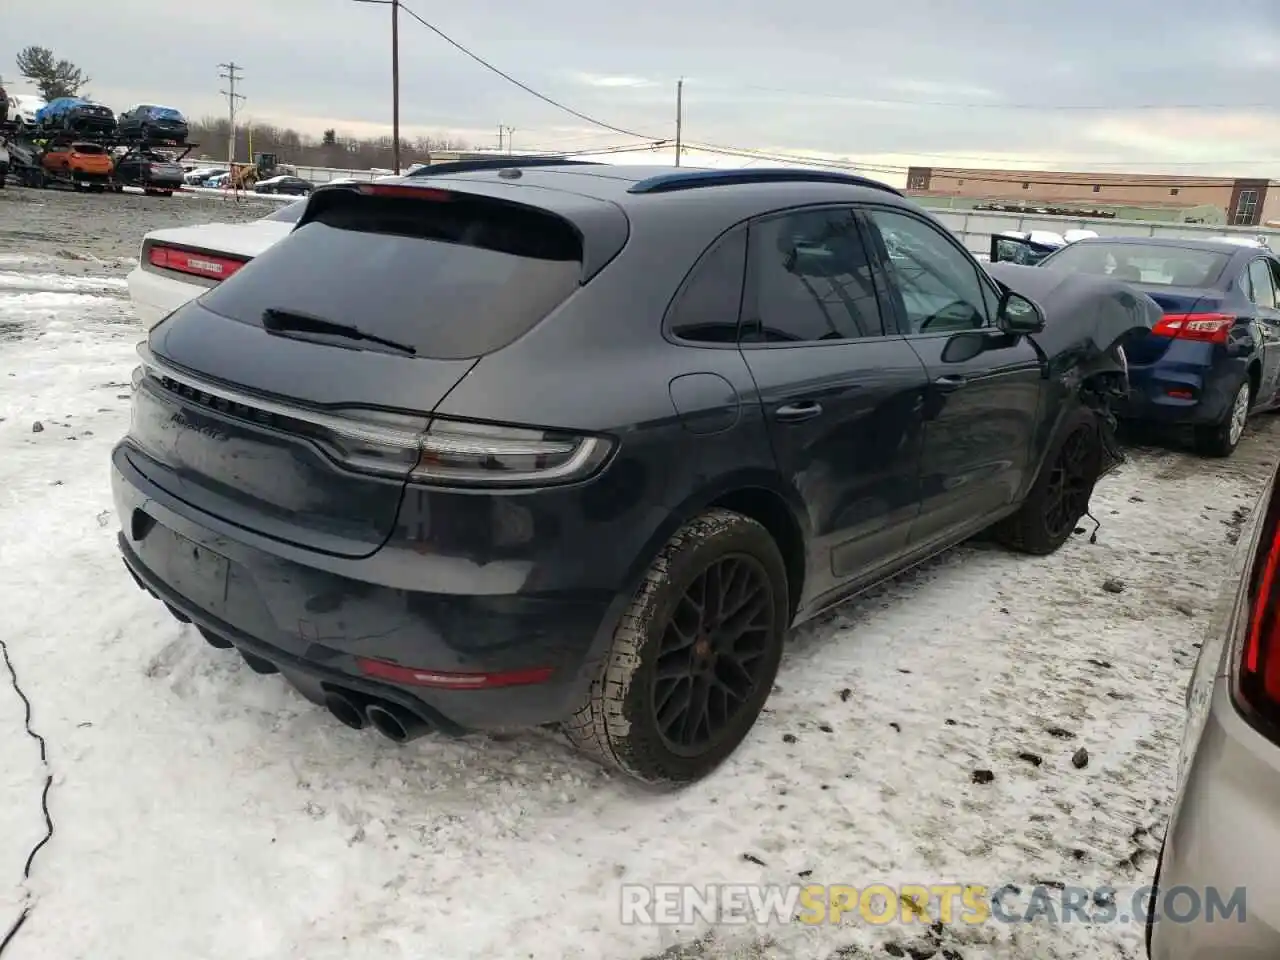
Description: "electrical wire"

(397, 2), (664, 141)
(0, 638), (55, 958)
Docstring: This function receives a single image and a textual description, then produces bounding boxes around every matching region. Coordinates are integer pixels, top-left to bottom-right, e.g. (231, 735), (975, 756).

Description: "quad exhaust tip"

(366, 701), (431, 743)
(324, 691), (369, 730)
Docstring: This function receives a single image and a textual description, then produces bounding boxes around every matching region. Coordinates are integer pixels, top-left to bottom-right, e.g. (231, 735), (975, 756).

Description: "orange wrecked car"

(41, 141), (114, 190)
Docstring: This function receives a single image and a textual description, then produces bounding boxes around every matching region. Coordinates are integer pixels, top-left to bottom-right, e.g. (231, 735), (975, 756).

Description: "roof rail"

(406, 156), (605, 178)
(627, 168), (903, 196)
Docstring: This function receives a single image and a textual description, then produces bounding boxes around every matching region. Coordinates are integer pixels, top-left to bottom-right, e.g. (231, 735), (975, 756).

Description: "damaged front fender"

(986, 261), (1160, 381)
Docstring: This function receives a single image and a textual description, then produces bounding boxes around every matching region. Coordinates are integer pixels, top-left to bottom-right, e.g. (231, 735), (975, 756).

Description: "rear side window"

(743, 208), (885, 343)
(197, 190), (584, 360)
(667, 228), (747, 343)
(1248, 259), (1277, 309)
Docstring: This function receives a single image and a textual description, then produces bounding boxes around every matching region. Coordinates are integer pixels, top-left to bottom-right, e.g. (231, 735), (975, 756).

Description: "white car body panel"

(127, 218), (296, 328)
(6, 94), (46, 126)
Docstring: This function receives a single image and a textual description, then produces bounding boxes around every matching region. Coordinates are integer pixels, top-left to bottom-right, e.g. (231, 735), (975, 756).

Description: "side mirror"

(996, 290), (1046, 335)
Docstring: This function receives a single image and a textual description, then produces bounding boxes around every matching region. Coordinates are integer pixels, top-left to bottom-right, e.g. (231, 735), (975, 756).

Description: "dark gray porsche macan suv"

(113, 160), (1148, 783)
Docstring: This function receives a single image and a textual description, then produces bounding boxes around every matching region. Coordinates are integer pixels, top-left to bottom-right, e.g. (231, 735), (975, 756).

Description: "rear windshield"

(197, 190), (584, 359)
(73, 143), (105, 154)
(1042, 242), (1230, 287)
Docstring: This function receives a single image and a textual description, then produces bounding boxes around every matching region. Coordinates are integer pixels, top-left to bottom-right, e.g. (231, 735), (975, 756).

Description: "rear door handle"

(774, 401), (823, 423)
(933, 375), (968, 391)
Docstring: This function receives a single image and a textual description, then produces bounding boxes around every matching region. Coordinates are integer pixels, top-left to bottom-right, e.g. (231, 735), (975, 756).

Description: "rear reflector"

(356, 657), (553, 689)
(1151, 312), (1235, 344)
(148, 244), (247, 282)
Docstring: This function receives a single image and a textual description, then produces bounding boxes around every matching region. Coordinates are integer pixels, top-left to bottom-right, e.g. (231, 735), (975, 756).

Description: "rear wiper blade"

(261, 308), (416, 356)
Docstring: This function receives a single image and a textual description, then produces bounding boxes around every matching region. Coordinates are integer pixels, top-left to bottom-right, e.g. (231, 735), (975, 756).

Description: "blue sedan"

(1004, 236), (1280, 457)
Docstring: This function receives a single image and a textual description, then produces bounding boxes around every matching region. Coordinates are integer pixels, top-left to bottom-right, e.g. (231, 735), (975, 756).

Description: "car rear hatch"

(145, 159), (184, 181)
(125, 179), (628, 558)
(1123, 284), (1221, 364)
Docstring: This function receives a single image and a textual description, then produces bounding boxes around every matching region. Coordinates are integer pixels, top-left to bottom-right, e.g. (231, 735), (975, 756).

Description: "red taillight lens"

(1239, 481), (1280, 726)
(357, 184), (452, 201)
(1151, 313), (1235, 344)
(148, 244), (247, 281)
(355, 657), (553, 689)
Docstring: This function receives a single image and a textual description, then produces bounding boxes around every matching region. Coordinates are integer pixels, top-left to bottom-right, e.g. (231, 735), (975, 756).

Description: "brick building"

(905, 167), (1280, 226)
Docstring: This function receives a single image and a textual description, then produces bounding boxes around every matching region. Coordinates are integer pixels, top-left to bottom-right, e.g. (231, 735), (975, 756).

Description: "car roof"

(408, 163), (903, 207)
(354, 163), (912, 278)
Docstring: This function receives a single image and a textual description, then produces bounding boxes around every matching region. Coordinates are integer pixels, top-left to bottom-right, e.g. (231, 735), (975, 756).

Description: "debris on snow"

(1072, 747), (1091, 769)
(1101, 578), (1126, 594)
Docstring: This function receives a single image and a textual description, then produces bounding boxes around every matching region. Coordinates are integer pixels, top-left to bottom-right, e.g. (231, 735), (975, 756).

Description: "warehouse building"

(905, 167), (1280, 226)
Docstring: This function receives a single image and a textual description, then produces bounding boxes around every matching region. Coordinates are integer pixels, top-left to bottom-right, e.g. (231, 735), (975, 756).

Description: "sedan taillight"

(147, 244), (247, 282)
(1235, 467), (1280, 739)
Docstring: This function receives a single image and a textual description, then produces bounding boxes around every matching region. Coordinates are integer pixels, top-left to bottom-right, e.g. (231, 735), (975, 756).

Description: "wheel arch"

(1015, 399), (1100, 504)
(579, 470), (811, 677)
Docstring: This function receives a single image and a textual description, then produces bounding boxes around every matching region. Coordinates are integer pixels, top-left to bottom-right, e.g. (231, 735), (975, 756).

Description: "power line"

(396, 1), (662, 140)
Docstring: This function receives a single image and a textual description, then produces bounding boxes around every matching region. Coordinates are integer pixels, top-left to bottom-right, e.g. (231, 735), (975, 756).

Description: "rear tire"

(995, 410), (1104, 556)
(565, 509), (789, 785)
(1193, 378), (1250, 458)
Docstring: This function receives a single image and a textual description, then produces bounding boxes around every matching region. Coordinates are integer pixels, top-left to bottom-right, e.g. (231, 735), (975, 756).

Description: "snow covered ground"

(1, 219), (1277, 959)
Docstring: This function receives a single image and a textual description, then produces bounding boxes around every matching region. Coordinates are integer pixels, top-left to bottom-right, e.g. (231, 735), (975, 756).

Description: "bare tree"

(16, 46), (90, 100)
(187, 117), (471, 170)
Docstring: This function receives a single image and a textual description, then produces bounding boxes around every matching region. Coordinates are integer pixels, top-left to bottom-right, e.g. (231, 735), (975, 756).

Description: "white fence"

(931, 208), (1280, 255)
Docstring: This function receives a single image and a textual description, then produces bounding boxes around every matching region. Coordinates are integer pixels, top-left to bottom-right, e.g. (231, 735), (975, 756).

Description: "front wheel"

(995, 411), (1104, 556)
(565, 509), (789, 784)
(1194, 379), (1250, 458)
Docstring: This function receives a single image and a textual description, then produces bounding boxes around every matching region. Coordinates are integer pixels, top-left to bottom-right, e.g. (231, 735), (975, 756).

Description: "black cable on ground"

(0, 638), (54, 958)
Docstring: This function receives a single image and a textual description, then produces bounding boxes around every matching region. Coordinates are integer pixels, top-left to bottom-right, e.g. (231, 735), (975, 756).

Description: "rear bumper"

(111, 445), (614, 731)
(65, 117), (115, 134)
(140, 123), (188, 140)
(1117, 358), (1245, 426)
(126, 266), (199, 329)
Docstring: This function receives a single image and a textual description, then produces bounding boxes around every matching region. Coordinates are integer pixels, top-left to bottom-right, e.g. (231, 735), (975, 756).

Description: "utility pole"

(352, 0), (401, 174)
(217, 62), (245, 167)
(497, 124), (504, 151)
(674, 78), (684, 167)
(504, 126), (514, 154)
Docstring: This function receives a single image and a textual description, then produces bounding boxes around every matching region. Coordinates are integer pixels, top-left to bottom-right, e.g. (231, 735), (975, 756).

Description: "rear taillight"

(357, 184), (452, 201)
(408, 418), (613, 487)
(148, 244), (246, 282)
(1237, 474), (1280, 733)
(137, 347), (612, 488)
(1151, 312), (1235, 344)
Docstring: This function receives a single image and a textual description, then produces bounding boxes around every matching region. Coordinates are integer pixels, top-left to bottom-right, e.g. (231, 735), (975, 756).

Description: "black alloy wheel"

(651, 555), (775, 757)
(1041, 425), (1095, 542)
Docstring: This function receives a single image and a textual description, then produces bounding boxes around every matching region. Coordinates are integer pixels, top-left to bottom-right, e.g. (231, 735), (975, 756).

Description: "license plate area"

(144, 519), (230, 616)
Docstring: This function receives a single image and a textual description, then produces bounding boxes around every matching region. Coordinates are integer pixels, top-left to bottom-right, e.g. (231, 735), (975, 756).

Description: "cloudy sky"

(5, 0), (1279, 177)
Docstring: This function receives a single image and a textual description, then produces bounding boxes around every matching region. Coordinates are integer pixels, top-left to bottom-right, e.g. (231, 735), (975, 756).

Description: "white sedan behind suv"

(127, 199), (305, 328)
